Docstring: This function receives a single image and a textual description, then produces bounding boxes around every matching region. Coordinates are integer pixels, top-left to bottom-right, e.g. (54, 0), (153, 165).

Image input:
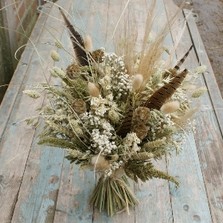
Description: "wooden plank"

(0, 4), (51, 139)
(184, 10), (223, 223)
(183, 10), (223, 135)
(163, 1), (213, 223)
(9, 2), (75, 223)
(0, 1), (72, 222)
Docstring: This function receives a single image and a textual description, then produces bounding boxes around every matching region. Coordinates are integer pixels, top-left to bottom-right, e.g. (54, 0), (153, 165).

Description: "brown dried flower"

(134, 106), (150, 123)
(132, 123), (148, 140)
(72, 99), (86, 114)
(66, 63), (81, 79)
(91, 49), (105, 63)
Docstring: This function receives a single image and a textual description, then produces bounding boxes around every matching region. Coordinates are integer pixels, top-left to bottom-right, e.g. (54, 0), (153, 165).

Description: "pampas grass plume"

(160, 100), (180, 114)
(88, 82), (100, 97)
(132, 74), (143, 91)
(84, 35), (93, 52)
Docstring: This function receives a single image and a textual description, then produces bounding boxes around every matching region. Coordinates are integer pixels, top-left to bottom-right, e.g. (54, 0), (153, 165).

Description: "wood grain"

(0, 1), (72, 222)
(162, 2), (212, 223)
(185, 10), (223, 223)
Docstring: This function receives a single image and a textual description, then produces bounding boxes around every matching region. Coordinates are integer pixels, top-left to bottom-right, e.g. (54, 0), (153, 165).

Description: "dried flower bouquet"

(24, 5), (207, 217)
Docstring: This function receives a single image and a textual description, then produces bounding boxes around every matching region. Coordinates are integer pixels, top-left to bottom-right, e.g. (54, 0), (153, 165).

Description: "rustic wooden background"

(0, 0), (38, 102)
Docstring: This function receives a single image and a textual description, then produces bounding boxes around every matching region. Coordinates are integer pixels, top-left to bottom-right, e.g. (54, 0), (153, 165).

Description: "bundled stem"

(90, 175), (138, 216)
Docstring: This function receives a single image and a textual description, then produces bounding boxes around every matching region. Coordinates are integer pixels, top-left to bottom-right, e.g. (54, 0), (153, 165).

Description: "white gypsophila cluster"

(91, 129), (117, 154)
(81, 111), (102, 127)
(90, 94), (119, 117)
(81, 111), (118, 154)
(123, 132), (141, 152)
(104, 53), (132, 99)
(99, 75), (111, 92)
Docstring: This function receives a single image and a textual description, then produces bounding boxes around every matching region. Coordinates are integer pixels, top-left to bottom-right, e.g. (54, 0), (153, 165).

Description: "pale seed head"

(132, 74), (143, 91)
(160, 101), (180, 114)
(88, 82), (100, 97)
(50, 50), (60, 61)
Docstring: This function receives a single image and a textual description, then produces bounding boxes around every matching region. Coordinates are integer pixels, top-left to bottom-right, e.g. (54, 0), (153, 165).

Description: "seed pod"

(84, 35), (93, 51)
(88, 82), (100, 97)
(160, 101), (180, 114)
(191, 87), (207, 98)
(51, 50), (60, 61)
(132, 74), (143, 91)
(133, 106), (150, 123)
(90, 49), (105, 63)
(72, 99), (86, 114)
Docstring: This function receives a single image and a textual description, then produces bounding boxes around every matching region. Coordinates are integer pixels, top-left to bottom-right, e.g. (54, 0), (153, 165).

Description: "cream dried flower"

(50, 50), (60, 61)
(160, 101), (180, 114)
(88, 82), (100, 97)
(23, 90), (41, 99)
(192, 87), (207, 98)
(194, 65), (207, 74)
(72, 99), (86, 114)
(132, 74), (143, 91)
(84, 35), (93, 52)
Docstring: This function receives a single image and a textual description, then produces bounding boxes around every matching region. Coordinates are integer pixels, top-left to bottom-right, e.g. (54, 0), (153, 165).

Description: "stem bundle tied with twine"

(90, 175), (138, 216)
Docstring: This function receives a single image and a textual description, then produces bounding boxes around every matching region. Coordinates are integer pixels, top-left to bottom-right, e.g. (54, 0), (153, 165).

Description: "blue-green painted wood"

(54, 161), (94, 223)
(0, 2), (73, 223)
(0, 6), (57, 222)
(163, 2), (214, 222)
(184, 11), (223, 223)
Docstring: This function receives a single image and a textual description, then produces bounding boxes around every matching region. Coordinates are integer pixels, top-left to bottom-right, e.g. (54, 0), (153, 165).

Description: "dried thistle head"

(91, 49), (105, 63)
(72, 99), (87, 114)
(66, 63), (81, 79)
(133, 106), (150, 123)
(132, 123), (148, 140)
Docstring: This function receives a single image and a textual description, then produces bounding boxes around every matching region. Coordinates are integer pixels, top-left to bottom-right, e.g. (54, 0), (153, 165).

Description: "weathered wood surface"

(0, 0), (223, 222)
